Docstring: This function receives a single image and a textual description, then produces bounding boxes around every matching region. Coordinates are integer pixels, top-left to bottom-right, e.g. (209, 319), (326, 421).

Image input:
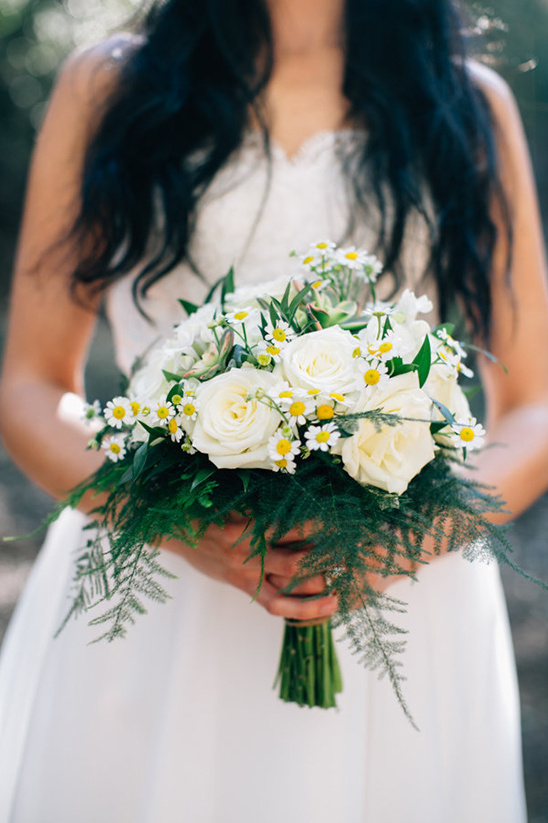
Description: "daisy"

(355, 359), (390, 391)
(451, 417), (486, 452)
(167, 416), (185, 443)
(304, 422), (340, 452)
(256, 339), (283, 364)
(104, 396), (132, 429)
(225, 307), (260, 325)
(101, 433), (127, 462)
(149, 395), (175, 425)
(285, 395), (315, 425)
(265, 319), (295, 346)
(267, 430), (302, 463)
(176, 393), (199, 422)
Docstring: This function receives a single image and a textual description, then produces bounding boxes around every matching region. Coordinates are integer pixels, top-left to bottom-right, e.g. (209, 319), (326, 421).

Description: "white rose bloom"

(426, 362), (472, 449)
(335, 372), (435, 494)
(130, 347), (177, 401)
(191, 368), (282, 469)
(281, 327), (359, 395)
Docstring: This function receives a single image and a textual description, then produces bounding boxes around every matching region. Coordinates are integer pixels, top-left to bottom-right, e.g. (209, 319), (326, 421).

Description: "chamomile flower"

(271, 453), (297, 474)
(335, 246), (373, 271)
(304, 422), (340, 452)
(365, 330), (401, 361)
(149, 395), (175, 425)
(356, 359), (389, 391)
(101, 433), (127, 462)
(177, 394), (199, 422)
(225, 307), (260, 326)
(298, 240), (336, 269)
(285, 395), (315, 425)
(265, 319), (295, 346)
(81, 400), (103, 424)
(267, 431), (301, 470)
(256, 339), (283, 364)
(436, 328), (467, 360)
(167, 416), (185, 443)
(451, 417), (486, 452)
(104, 396), (132, 429)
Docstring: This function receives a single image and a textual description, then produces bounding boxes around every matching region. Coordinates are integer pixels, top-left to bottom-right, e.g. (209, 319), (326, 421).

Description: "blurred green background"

(0, 0), (547, 818)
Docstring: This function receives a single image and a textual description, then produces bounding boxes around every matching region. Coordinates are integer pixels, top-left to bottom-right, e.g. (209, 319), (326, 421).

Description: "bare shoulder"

(50, 33), (144, 126)
(466, 59), (520, 129)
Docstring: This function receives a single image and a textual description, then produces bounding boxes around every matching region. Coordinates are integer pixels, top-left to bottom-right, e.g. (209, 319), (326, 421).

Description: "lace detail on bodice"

(106, 130), (436, 374)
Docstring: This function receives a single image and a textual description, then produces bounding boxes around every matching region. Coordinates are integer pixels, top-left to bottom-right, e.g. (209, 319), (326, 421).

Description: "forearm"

(0, 378), (103, 505)
(461, 400), (548, 524)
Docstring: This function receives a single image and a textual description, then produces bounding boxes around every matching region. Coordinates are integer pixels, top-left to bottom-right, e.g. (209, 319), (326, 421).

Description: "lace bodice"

(106, 130), (435, 374)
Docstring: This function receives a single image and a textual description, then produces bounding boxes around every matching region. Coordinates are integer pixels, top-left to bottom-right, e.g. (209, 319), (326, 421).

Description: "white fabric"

(0, 131), (526, 822)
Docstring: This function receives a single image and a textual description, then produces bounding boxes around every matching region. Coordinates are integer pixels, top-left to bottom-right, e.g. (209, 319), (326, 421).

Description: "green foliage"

(51, 431), (536, 721)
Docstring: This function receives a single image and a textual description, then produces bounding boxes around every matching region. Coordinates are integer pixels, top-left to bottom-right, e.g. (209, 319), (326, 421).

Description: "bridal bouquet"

(60, 241), (515, 723)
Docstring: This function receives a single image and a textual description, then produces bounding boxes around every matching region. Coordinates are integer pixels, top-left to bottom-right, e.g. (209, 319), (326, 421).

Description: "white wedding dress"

(0, 131), (526, 822)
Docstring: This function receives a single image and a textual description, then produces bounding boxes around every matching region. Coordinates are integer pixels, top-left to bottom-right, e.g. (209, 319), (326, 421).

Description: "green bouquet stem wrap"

(275, 618), (343, 709)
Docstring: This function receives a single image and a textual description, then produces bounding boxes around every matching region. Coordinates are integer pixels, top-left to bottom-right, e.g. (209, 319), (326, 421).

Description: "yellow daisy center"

(307, 388), (321, 396)
(379, 341), (393, 354)
(234, 310), (249, 321)
(459, 427), (475, 442)
(266, 345), (281, 356)
(276, 439), (292, 456)
(257, 354), (271, 366)
(352, 347), (361, 358)
(112, 405), (126, 420)
(289, 401), (306, 417)
(130, 401), (140, 416)
(275, 458), (288, 468)
(157, 406), (170, 419)
(312, 280), (323, 289)
(109, 443), (121, 454)
(317, 404), (334, 420)
(183, 403), (196, 417)
(272, 328), (287, 342)
(329, 393), (346, 403)
(345, 251), (358, 260)
(171, 394), (182, 405)
(364, 369), (381, 386)
(279, 390), (293, 399)
(316, 431), (330, 443)
(303, 255), (314, 265)
(316, 242), (328, 250)
(168, 418), (178, 434)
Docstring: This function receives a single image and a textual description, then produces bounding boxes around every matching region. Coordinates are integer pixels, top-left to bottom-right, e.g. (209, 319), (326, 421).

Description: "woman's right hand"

(162, 522), (338, 622)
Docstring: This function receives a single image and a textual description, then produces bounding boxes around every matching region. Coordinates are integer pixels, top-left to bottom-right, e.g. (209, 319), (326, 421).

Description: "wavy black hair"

(70, 0), (511, 340)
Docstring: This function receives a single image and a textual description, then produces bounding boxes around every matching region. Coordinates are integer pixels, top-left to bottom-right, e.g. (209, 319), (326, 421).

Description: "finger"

(267, 573), (327, 596)
(263, 548), (309, 577)
(256, 580), (338, 621)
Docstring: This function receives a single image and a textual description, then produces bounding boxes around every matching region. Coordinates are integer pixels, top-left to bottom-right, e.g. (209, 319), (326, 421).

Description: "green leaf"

(178, 299), (199, 316)
(221, 266), (235, 307)
(163, 369), (184, 383)
(466, 343), (508, 374)
(412, 336), (431, 387)
(204, 274), (225, 305)
(280, 279), (293, 314)
(236, 470), (251, 492)
(431, 398), (456, 426)
(190, 466), (217, 492)
(287, 284), (314, 322)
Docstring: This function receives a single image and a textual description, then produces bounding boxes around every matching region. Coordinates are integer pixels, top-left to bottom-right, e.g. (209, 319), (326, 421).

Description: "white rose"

(336, 372), (435, 494)
(425, 363), (472, 448)
(130, 346), (178, 401)
(281, 327), (359, 394)
(191, 368), (282, 469)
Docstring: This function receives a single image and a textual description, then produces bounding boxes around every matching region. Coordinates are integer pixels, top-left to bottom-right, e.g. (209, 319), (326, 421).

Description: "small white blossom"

(451, 417), (486, 452)
(265, 319), (295, 346)
(101, 433), (127, 462)
(256, 339), (283, 364)
(81, 400), (102, 423)
(149, 395), (175, 425)
(267, 430), (302, 463)
(225, 307), (260, 326)
(305, 422), (340, 452)
(104, 396), (132, 429)
(355, 359), (390, 392)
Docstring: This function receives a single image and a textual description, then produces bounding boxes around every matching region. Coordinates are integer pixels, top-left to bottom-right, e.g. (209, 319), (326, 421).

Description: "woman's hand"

(162, 521), (338, 622)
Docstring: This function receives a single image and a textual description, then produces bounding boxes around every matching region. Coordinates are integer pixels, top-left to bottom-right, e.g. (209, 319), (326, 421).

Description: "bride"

(1, 0), (548, 820)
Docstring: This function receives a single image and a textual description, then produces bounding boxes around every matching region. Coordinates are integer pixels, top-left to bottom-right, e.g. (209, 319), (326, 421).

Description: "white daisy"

(149, 395), (175, 425)
(176, 393), (199, 422)
(304, 422), (340, 452)
(167, 416), (185, 443)
(267, 430), (302, 463)
(256, 339), (283, 364)
(355, 359), (390, 391)
(104, 396), (132, 429)
(101, 433), (127, 462)
(451, 417), (486, 452)
(224, 307), (260, 325)
(265, 320), (295, 346)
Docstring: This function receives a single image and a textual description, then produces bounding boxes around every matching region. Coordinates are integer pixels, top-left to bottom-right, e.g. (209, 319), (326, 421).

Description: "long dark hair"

(70, 0), (510, 340)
